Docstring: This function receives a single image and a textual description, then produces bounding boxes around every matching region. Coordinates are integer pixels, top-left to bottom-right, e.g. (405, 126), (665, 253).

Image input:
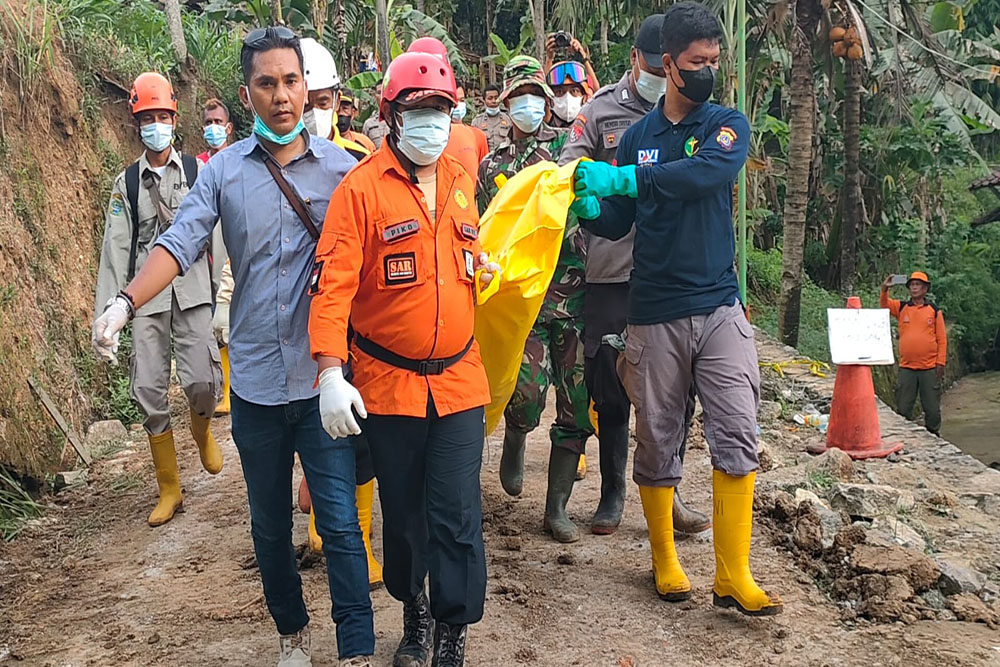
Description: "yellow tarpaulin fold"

(474, 158), (583, 434)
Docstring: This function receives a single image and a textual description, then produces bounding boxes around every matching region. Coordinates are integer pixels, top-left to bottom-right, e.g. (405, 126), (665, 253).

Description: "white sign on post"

(827, 308), (895, 366)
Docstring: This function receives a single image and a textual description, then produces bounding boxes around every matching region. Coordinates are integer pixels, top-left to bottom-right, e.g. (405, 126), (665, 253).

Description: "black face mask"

(336, 114), (352, 133)
(675, 65), (717, 104)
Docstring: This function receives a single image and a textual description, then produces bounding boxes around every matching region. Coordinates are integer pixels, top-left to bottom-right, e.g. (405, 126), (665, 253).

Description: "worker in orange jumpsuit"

(880, 271), (948, 435)
(407, 37), (489, 182)
(309, 51), (499, 667)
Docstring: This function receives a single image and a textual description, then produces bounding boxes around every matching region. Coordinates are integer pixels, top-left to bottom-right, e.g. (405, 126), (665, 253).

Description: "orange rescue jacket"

(880, 290), (947, 370)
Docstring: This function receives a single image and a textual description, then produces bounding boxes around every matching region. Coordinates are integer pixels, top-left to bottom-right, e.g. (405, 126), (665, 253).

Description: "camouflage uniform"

(477, 123), (592, 454)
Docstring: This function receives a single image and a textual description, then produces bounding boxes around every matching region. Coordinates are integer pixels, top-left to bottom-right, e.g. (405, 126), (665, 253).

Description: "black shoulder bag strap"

(181, 153), (199, 189)
(263, 156), (320, 241)
(125, 161), (141, 281)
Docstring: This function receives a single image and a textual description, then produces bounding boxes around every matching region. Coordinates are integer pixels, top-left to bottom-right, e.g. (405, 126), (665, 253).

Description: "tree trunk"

(312, 0), (327, 38)
(375, 0), (390, 72)
(269, 0), (283, 24)
(527, 0), (545, 62)
(777, 0), (820, 347)
(840, 58), (862, 296)
(162, 0), (187, 63)
(333, 0), (347, 74)
(416, 0), (425, 12)
(486, 0), (496, 83)
(600, 12), (608, 56)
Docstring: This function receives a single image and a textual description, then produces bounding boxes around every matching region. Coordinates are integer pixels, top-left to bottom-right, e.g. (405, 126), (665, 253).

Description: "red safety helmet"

(129, 72), (177, 115)
(407, 36), (449, 62)
(380, 51), (457, 120)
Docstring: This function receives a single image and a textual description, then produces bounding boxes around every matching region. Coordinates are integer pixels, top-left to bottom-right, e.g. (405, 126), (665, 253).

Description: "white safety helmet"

(300, 37), (341, 91)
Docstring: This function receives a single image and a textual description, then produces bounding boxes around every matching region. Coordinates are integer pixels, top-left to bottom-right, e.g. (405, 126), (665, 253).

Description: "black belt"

(354, 334), (474, 376)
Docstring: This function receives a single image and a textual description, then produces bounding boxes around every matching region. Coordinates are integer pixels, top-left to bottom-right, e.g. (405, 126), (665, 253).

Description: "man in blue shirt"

(572, 1), (782, 617)
(91, 27), (376, 667)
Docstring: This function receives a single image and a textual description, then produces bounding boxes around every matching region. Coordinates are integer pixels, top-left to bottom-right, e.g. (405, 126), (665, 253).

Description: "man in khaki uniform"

(94, 72), (222, 527)
(471, 83), (513, 151)
(361, 82), (390, 149)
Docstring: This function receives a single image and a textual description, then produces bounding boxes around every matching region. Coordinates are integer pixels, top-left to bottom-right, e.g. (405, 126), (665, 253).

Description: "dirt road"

(3, 339), (1000, 666)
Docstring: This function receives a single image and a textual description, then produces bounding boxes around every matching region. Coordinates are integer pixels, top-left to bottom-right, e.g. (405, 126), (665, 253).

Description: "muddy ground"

(2, 334), (1000, 666)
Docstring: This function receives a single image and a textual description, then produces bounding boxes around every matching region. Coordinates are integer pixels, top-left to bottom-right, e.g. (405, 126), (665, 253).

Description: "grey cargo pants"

(130, 295), (221, 435)
(617, 300), (760, 487)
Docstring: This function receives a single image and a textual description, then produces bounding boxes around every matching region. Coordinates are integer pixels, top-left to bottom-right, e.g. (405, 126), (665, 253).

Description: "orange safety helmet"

(380, 51), (457, 121)
(129, 72), (177, 115)
(907, 271), (930, 286)
(407, 36), (449, 62)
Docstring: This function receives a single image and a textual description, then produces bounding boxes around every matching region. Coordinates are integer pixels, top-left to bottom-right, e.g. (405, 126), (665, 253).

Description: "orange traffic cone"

(810, 296), (903, 460)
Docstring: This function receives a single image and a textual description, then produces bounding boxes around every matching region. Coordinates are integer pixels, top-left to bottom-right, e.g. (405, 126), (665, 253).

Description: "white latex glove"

(212, 302), (230, 346)
(91, 296), (131, 365)
(318, 366), (367, 438)
(475, 252), (501, 289)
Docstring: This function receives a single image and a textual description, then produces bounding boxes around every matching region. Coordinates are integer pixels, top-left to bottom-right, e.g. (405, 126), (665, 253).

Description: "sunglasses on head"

(243, 25), (297, 47)
(546, 61), (587, 86)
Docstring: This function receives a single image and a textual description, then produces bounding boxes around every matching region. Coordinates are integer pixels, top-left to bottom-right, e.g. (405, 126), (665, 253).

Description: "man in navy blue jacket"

(572, 0), (782, 616)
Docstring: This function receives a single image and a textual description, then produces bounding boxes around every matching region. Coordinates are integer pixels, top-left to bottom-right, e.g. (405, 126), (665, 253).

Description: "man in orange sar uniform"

(309, 51), (499, 667)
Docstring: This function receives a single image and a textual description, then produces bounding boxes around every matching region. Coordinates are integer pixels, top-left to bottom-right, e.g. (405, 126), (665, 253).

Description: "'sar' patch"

(460, 223), (478, 240)
(308, 260), (324, 295)
(109, 193), (125, 216)
(384, 252), (417, 286)
(716, 126), (737, 151)
(382, 219), (420, 243)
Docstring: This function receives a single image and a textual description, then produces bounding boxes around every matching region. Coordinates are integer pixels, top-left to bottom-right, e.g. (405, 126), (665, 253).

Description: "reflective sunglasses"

(546, 61), (587, 86)
(243, 25), (297, 47)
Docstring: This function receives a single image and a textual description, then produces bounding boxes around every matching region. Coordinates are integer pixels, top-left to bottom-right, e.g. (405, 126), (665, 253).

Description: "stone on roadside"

(868, 516), (926, 551)
(758, 400), (782, 424)
(828, 483), (915, 519)
(935, 555), (986, 596)
(946, 593), (999, 627)
(54, 469), (88, 490)
(795, 488), (828, 508)
(793, 499), (844, 552)
(758, 439), (779, 472)
(86, 419), (128, 449)
(806, 448), (855, 482)
(850, 544), (940, 593)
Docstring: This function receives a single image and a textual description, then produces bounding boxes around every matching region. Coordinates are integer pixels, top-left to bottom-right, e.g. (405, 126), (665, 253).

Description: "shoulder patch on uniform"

(717, 126), (737, 151)
(570, 123), (584, 142)
(309, 260), (324, 295)
(384, 252), (417, 285)
(455, 189), (469, 210)
(109, 193), (124, 216)
(383, 219), (420, 243)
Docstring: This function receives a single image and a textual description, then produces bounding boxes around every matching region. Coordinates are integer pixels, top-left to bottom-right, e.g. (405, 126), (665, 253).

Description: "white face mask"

(485, 105), (500, 117)
(635, 69), (667, 104)
(553, 94), (582, 122)
(508, 94), (547, 134)
(397, 108), (452, 166)
(303, 107), (334, 139)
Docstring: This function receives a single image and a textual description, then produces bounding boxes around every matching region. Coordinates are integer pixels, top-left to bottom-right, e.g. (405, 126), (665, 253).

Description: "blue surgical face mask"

(203, 123), (227, 148)
(485, 106), (500, 117)
(508, 94), (546, 134)
(451, 101), (468, 122)
(248, 94), (305, 145)
(140, 122), (174, 152)
(397, 108), (452, 166)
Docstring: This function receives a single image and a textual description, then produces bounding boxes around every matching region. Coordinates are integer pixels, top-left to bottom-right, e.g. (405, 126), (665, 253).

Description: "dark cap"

(634, 14), (665, 66)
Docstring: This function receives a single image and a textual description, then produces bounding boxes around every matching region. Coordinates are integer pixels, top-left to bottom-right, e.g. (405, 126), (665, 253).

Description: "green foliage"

(0, 0), (60, 102)
(0, 466), (43, 541)
(484, 32), (529, 67)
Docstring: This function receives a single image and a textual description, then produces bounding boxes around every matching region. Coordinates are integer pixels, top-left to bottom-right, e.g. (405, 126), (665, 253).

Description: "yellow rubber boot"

(712, 470), (783, 616)
(356, 480), (384, 589)
(638, 485), (691, 601)
(148, 431), (183, 527)
(215, 346), (231, 416)
(576, 454), (588, 481)
(307, 509), (323, 553)
(190, 411), (223, 475)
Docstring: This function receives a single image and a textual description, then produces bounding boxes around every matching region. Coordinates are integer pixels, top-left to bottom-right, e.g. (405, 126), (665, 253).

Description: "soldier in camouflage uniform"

(476, 56), (593, 544)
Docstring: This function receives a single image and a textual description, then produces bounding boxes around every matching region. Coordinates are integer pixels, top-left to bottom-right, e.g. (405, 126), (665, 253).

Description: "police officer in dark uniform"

(559, 13), (710, 537)
(572, 0), (782, 616)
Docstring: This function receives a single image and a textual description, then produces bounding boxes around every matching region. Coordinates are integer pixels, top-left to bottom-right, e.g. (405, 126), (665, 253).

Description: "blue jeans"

(231, 392), (375, 659)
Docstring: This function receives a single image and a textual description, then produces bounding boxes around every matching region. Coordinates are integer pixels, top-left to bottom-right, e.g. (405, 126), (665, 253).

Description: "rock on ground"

(85, 419), (128, 450)
(828, 483), (915, 519)
(806, 448), (855, 482)
(868, 516), (927, 551)
(935, 555), (987, 596)
(850, 544), (940, 593)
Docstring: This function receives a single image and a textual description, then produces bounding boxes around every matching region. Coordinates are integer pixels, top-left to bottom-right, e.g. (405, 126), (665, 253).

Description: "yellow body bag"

(474, 159), (583, 435)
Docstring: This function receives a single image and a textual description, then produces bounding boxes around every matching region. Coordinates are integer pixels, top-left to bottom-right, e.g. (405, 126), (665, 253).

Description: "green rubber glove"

(570, 195), (601, 220)
(573, 161), (638, 199)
